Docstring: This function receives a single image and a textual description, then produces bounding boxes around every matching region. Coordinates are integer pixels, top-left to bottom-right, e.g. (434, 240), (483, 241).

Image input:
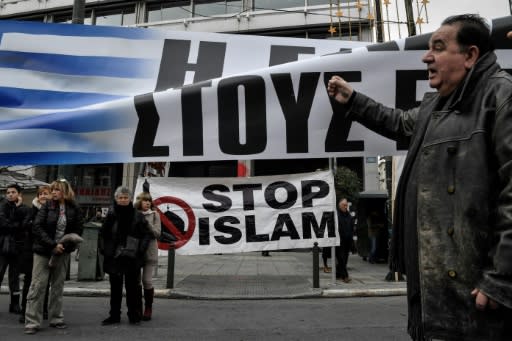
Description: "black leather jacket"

(0, 199), (31, 251)
(346, 52), (512, 340)
(32, 200), (83, 257)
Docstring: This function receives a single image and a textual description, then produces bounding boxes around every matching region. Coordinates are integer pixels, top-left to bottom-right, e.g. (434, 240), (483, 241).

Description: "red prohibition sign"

(153, 196), (196, 250)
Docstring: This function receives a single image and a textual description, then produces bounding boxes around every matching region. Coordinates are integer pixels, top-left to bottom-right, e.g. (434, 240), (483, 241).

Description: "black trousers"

(108, 267), (141, 321)
(335, 238), (352, 279)
(0, 255), (20, 294)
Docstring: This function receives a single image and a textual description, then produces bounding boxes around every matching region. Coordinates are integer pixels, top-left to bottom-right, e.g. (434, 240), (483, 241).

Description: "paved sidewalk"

(2, 250), (406, 299)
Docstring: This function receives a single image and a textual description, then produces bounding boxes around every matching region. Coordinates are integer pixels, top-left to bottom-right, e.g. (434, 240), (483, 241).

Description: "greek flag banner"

(0, 17), (510, 165)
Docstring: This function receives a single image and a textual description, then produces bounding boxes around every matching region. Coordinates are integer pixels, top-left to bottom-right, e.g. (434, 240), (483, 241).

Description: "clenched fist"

(327, 75), (354, 105)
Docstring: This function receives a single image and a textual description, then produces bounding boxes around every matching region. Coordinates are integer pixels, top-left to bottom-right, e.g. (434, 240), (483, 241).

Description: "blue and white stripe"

(0, 20), (163, 165)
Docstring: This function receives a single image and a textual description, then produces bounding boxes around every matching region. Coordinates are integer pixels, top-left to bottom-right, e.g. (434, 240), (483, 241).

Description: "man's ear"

(464, 45), (480, 69)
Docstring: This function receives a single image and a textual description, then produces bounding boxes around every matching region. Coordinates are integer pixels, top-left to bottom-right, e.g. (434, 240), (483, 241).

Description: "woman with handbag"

(24, 180), (82, 335)
(134, 192), (161, 321)
(100, 186), (151, 326)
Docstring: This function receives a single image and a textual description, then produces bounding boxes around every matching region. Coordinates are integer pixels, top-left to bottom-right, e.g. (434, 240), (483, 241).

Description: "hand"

(471, 288), (499, 311)
(53, 243), (65, 255)
(507, 31), (512, 40)
(327, 75), (354, 104)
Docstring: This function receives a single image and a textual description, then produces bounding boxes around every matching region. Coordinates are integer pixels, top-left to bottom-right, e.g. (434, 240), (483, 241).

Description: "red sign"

(75, 186), (112, 205)
(153, 196), (195, 250)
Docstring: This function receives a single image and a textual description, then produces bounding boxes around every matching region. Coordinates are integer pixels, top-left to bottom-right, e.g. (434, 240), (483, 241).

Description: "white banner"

(135, 170), (338, 255)
(0, 17), (511, 164)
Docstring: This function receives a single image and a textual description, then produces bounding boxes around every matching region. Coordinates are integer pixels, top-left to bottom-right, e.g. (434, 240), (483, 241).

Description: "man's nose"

(422, 50), (433, 63)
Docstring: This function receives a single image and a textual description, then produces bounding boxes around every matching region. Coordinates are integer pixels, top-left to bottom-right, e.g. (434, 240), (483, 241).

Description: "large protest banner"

(0, 17), (511, 165)
(134, 170), (338, 255)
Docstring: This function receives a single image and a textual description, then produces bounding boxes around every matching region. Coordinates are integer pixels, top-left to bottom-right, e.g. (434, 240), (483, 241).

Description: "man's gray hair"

(114, 186), (132, 199)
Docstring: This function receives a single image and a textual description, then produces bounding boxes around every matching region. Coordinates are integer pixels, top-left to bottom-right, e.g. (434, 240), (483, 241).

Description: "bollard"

(166, 246), (175, 289)
(66, 257), (71, 281)
(312, 242), (319, 288)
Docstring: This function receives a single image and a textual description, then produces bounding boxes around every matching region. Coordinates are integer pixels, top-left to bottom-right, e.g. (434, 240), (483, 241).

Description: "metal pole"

(329, 158), (337, 285)
(312, 242), (319, 288)
(404, 0), (416, 37)
(72, 0), (86, 25)
(374, 0), (385, 43)
(66, 258), (71, 280)
(166, 247), (175, 289)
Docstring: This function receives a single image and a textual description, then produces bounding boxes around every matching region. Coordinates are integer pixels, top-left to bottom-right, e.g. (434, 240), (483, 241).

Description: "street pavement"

(1, 249), (406, 299)
(0, 295), (409, 340)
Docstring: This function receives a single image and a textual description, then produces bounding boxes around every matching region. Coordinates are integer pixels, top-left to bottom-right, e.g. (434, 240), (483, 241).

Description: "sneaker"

(49, 322), (67, 329)
(101, 316), (120, 326)
(18, 315), (25, 324)
(342, 277), (352, 283)
(24, 327), (38, 335)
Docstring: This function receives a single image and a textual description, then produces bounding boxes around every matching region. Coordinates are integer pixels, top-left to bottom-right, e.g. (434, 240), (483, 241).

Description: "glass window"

(254, 0), (305, 10)
(194, 1), (226, 16)
(53, 12), (92, 24)
(147, 1), (191, 22)
(194, 1), (243, 17)
(52, 14), (72, 23)
(123, 11), (136, 25)
(17, 16), (46, 22)
(95, 12), (122, 26)
(307, 0), (329, 5)
(226, 0), (243, 13)
(95, 7), (136, 26)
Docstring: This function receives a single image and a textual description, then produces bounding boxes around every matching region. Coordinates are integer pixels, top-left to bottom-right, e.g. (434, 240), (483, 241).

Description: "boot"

(9, 293), (21, 314)
(142, 288), (154, 321)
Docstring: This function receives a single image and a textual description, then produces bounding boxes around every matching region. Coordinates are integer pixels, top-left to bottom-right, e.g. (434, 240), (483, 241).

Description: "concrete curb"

(63, 287), (111, 297)
(166, 289), (324, 300)
(3, 286), (407, 299)
(322, 287), (407, 298)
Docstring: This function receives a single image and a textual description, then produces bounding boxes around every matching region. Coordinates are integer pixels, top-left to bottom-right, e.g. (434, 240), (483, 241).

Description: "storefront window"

(75, 166), (114, 207)
(147, 1), (191, 22)
(254, 0), (305, 10)
(194, 0), (243, 17)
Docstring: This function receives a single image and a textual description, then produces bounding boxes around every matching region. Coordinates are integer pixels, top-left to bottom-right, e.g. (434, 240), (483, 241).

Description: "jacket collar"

(32, 197), (42, 210)
(446, 51), (499, 110)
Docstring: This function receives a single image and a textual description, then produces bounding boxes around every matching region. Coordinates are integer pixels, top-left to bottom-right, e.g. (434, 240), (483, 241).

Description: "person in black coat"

(335, 198), (355, 283)
(0, 184), (30, 315)
(100, 186), (151, 326)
